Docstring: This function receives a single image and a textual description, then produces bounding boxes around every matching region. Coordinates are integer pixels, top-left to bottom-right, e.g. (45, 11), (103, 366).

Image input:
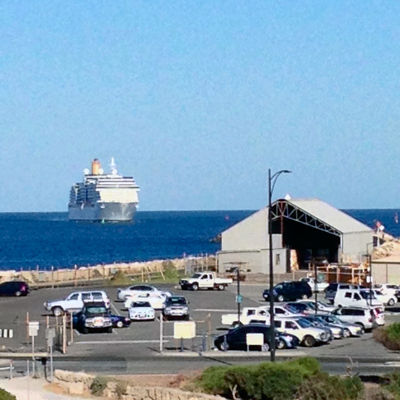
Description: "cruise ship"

(68, 158), (140, 222)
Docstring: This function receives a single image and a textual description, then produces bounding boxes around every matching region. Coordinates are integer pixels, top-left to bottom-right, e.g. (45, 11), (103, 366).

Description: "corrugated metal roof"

(284, 198), (373, 234)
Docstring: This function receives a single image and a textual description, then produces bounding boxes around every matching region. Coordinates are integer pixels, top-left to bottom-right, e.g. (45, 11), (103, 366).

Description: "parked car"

(300, 277), (329, 293)
(179, 272), (232, 291)
(325, 283), (367, 304)
(263, 281), (312, 302)
(222, 307), (270, 327)
(368, 289), (397, 306)
(74, 302), (113, 334)
(296, 300), (335, 313)
(332, 306), (384, 330)
(73, 311), (131, 328)
(162, 296), (190, 320)
(214, 324), (298, 351)
(317, 314), (364, 337)
(117, 285), (172, 301)
(334, 289), (383, 308)
(0, 281), (29, 297)
(284, 302), (314, 315)
(300, 315), (343, 339)
(44, 291), (110, 317)
(128, 301), (155, 321)
(124, 293), (165, 310)
(374, 284), (399, 297)
(274, 317), (330, 347)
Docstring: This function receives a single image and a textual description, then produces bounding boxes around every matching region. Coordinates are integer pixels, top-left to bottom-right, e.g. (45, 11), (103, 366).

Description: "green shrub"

(91, 376), (108, 396)
(198, 365), (229, 396)
(296, 372), (364, 400)
(162, 261), (179, 281)
(0, 388), (16, 400)
(197, 358), (321, 400)
(374, 326), (400, 351)
(382, 372), (400, 398)
(109, 270), (132, 286)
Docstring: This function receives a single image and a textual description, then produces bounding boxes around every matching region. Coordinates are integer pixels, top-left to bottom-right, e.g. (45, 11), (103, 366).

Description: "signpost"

(174, 321), (196, 352)
(28, 321), (39, 376)
(246, 333), (264, 352)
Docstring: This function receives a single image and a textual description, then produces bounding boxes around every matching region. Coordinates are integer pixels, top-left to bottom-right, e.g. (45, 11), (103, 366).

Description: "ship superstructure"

(68, 158), (139, 222)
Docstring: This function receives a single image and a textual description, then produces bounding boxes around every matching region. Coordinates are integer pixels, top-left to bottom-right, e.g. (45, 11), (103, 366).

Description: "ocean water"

(0, 209), (398, 271)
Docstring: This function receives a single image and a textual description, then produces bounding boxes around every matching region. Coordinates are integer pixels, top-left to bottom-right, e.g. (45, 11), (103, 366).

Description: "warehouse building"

(218, 198), (375, 274)
(371, 255), (400, 284)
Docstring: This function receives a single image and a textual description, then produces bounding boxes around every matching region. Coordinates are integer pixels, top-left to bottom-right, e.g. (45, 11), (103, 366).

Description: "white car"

(221, 307), (270, 327)
(129, 301), (155, 321)
(369, 289), (397, 306)
(373, 284), (399, 297)
(300, 277), (329, 293)
(124, 293), (166, 310)
(334, 289), (383, 308)
(274, 317), (330, 347)
(44, 291), (110, 317)
(117, 285), (172, 301)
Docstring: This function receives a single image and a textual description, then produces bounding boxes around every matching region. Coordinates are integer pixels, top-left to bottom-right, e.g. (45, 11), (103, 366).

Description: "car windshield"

(167, 297), (187, 305)
(305, 302), (316, 310)
(192, 274), (202, 279)
(297, 318), (312, 328)
(86, 306), (107, 315)
(132, 301), (151, 308)
(328, 315), (343, 324)
(318, 301), (330, 308)
(286, 304), (304, 313)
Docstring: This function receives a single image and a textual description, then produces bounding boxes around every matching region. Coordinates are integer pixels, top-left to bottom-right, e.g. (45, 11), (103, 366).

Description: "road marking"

(110, 302), (121, 316)
(75, 340), (169, 345)
(193, 309), (236, 312)
(74, 330), (81, 336)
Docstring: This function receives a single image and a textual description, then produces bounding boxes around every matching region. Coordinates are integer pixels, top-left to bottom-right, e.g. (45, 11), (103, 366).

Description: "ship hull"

(68, 203), (137, 222)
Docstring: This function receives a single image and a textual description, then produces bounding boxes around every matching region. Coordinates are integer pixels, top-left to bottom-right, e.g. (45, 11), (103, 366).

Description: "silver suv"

(332, 307), (377, 330)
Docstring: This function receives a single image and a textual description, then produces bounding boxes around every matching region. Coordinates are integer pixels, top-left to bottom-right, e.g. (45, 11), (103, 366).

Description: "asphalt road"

(1, 282), (400, 376)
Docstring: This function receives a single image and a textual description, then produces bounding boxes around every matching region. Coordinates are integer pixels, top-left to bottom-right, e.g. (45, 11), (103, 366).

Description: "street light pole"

(268, 168), (291, 362)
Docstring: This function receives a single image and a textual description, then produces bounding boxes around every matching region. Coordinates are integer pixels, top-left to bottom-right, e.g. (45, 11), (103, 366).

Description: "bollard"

(202, 334), (207, 353)
(9, 329), (13, 339)
(3, 329), (7, 339)
(180, 337), (184, 352)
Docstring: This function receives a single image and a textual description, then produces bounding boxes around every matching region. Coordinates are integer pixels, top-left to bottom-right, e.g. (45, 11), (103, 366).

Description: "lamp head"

(282, 170), (292, 174)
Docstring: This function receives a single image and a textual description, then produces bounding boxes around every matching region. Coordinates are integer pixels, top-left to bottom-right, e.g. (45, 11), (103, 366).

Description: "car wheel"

(52, 307), (64, 317)
(184, 315), (190, 321)
(302, 294), (308, 300)
(343, 328), (351, 338)
(107, 327), (113, 334)
(355, 322), (365, 330)
(192, 283), (199, 291)
(277, 295), (284, 302)
(116, 321), (124, 328)
(218, 284), (225, 291)
(82, 327), (89, 334)
(262, 342), (270, 352)
(15, 291), (21, 297)
(388, 298), (395, 306)
(276, 340), (285, 350)
(302, 335), (316, 347)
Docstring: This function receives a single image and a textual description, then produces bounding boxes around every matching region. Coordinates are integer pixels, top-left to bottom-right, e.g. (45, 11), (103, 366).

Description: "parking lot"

(1, 282), (400, 364)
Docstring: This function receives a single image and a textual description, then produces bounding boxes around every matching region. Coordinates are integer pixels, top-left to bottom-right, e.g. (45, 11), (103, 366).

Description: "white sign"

(174, 321), (196, 339)
(28, 321), (39, 337)
(246, 333), (263, 346)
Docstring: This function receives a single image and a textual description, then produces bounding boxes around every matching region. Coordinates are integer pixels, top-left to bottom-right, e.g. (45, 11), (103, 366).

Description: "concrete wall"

(372, 262), (400, 285)
(342, 231), (375, 263)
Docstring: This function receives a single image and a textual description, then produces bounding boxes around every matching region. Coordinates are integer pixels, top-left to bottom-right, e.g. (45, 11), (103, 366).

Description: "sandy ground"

(0, 377), (87, 400)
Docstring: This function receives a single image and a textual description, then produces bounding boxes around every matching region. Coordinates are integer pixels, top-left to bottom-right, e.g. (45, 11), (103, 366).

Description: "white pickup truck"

(179, 272), (232, 291)
(221, 307), (270, 327)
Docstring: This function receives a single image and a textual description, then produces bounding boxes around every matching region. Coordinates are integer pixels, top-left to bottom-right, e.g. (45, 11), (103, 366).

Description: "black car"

(0, 281), (29, 297)
(75, 302), (113, 334)
(263, 281), (312, 302)
(214, 324), (297, 351)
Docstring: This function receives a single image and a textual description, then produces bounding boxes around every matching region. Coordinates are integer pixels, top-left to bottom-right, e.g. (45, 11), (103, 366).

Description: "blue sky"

(1, 1), (399, 212)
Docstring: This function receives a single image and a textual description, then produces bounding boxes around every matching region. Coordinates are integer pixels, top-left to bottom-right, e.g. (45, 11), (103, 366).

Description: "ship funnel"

(91, 159), (101, 175)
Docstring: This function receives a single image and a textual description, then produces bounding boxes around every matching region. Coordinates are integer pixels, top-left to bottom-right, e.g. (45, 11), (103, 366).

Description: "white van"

(334, 289), (383, 308)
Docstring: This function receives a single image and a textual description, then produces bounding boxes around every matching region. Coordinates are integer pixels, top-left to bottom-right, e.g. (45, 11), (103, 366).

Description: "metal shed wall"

(342, 231), (375, 263)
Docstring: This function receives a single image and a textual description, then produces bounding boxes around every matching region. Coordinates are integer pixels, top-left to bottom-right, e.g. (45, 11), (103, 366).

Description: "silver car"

(301, 315), (342, 339)
(317, 314), (364, 337)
